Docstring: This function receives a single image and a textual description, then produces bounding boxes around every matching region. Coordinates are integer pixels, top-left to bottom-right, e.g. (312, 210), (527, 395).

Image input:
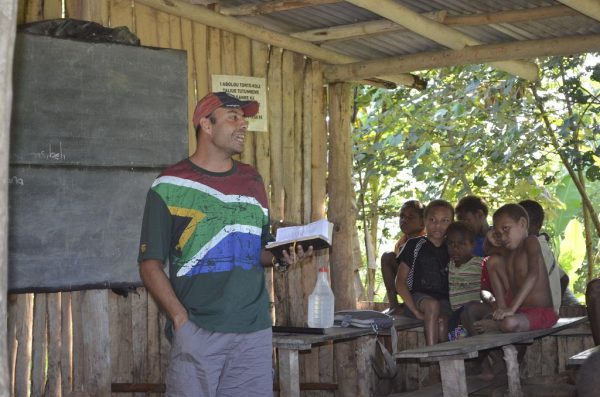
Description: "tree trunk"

(364, 226), (376, 301)
(531, 85), (600, 238)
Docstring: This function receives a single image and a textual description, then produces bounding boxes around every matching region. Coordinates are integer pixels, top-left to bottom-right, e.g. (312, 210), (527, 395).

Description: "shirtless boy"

(477, 203), (557, 333)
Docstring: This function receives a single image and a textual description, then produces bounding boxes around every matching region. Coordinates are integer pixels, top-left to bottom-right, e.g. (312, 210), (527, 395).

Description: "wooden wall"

(8, 0), (338, 396)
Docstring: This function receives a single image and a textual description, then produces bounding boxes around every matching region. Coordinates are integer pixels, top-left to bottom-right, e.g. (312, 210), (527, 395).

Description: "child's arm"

(494, 237), (542, 319)
(395, 261), (424, 320)
(487, 255), (508, 309)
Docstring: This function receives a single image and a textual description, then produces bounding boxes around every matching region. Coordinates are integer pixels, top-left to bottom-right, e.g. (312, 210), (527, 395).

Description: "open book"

(265, 219), (333, 258)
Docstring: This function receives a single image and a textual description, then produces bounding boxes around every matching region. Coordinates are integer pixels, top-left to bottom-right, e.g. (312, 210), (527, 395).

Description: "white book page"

(275, 219), (330, 242)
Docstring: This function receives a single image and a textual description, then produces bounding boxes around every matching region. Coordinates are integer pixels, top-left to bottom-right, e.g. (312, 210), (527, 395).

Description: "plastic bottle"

(307, 267), (335, 328)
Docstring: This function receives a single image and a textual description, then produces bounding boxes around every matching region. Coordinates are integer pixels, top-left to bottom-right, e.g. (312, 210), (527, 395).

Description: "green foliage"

(559, 219), (586, 278)
(353, 54), (600, 301)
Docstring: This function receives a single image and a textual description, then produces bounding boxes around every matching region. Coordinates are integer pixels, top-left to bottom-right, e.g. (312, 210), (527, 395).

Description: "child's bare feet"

(474, 319), (501, 334)
(477, 352), (506, 381)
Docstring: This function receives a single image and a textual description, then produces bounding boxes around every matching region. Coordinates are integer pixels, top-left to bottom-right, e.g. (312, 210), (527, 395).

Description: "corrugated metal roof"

(215, 0), (600, 81)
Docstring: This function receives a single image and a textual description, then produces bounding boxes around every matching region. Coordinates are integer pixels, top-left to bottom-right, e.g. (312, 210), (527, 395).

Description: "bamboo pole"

(252, 41), (271, 187)
(268, 47), (284, 220)
(251, 40), (274, 322)
(134, 3), (159, 49)
(281, 50), (304, 326)
(324, 33), (600, 83)
(346, 0), (539, 80)
(30, 294), (48, 397)
(134, 0), (420, 87)
(81, 290), (111, 397)
(269, 47), (288, 325)
(310, 63), (327, 222)
(220, 0), (342, 16)
(24, 0), (43, 23)
(131, 290), (148, 391)
(14, 294), (33, 397)
(61, 292), (72, 395)
(7, 295), (18, 396)
(235, 35), (256, 166)
(327, 82), (357, 310)
(109, 0), (135, 29)
(0, 1), (17, 395)
(182, 18), (198, 155)
(46, 293), (62, 397)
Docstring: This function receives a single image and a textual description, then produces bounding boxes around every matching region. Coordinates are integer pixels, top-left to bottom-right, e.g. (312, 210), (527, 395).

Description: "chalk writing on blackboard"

(32, 142), (66, 161)
(8, 176), (24, 186)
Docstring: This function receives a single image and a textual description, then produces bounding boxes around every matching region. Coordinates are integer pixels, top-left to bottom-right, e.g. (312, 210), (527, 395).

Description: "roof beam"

(557, 0), (600, 22)
(220, 0), (343, 16)
(136, 0), (421, 88)
(292, 5), (577, 43)
(346, 0), (539, 81)
(323, 33), (600, 83)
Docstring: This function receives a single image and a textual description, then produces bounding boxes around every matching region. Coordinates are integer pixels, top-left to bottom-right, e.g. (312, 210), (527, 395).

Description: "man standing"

(138, 92), (310, 397)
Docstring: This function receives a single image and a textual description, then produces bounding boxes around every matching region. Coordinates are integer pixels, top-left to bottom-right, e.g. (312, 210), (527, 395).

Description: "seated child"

(518, 199), (562, 314)
(381, 200), (426, 314)
(395, 199), (453, 345)
(446, 221), (484, 339)
(455, 195), (491, 257)
(477, 203), (557, 333)
(460, 225), (511, 329)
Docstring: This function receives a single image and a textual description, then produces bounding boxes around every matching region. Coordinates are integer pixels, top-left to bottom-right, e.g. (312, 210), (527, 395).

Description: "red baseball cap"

(193, 92), (259, 128)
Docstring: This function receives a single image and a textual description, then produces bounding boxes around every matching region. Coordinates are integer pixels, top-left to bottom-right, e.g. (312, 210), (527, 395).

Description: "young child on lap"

(446, 221), (483, 339)
(478, 203), (557, 333)
(395, 199), (454, 345)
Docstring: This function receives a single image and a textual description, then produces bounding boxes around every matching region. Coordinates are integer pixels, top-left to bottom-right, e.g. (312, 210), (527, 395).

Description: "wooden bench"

(395, 317), (586, 397)
(273, 316), (423, 397)
(567, 344), (600, 366)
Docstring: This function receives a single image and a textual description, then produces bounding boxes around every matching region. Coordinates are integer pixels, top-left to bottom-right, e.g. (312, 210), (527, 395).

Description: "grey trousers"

(166, 322), (272, 397)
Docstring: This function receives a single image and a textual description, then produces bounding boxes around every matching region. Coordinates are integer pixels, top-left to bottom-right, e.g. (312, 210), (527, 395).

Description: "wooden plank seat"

(272, 317), (424, 397)
(567, 344), (600, 366)
(395, 317), (586, 397)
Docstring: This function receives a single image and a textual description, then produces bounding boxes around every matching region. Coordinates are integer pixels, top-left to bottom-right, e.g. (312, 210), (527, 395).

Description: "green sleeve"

(138, 189), (172, 264)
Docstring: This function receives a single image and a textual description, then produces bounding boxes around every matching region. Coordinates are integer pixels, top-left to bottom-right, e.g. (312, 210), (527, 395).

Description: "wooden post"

(439, 359), (468, 397)
(0, 1), (18, 395)
(503, 344), (524, 397)
(278, 349), (300, 397)
(327, 82), (357, 310)
(329, 83), (358, 397)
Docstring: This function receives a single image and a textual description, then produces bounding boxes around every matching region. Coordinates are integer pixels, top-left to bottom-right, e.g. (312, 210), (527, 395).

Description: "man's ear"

(198, 117), (213, 136)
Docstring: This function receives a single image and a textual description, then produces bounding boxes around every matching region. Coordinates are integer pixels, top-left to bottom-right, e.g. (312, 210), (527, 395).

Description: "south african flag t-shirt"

(138, 159), (273, 333)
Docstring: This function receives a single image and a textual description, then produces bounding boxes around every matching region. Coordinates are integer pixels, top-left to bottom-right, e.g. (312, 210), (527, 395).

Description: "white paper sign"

(211, 75), (268, 132)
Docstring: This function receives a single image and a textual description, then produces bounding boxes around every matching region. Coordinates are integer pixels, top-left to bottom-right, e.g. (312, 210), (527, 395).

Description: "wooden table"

(273, 316), (423, 397)
(273, 327), (374, 397)
(395, 317), (587, 397)
(568, 344), (600, 366)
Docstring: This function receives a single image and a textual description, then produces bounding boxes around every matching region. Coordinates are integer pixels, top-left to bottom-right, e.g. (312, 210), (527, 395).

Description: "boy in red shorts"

(476, 203), (557, 333)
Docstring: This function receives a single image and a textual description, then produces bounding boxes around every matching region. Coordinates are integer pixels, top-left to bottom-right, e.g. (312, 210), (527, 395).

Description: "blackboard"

(8, 33), (188, 292)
